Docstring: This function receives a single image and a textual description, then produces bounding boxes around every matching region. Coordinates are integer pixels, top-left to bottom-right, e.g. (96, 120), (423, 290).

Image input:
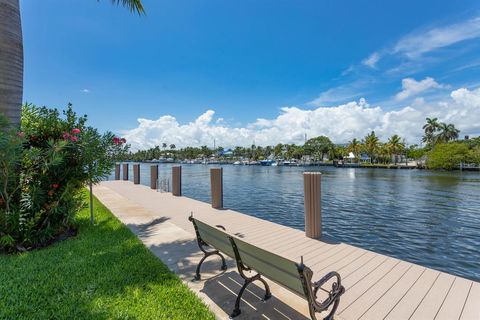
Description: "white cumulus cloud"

(122, 87), (480, 150)
(395, 77), (444, 101)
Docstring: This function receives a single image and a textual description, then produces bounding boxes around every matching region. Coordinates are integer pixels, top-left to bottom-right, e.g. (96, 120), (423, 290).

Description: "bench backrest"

(193, 218), (235, 258)
(231, 236), (306, 298)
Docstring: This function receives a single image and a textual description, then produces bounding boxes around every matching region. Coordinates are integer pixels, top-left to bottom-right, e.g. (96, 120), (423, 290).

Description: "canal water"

(110, 163), (480, 282)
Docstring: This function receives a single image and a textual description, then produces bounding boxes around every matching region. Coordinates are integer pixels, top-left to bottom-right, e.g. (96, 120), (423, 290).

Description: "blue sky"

(21, 0), (480, 148)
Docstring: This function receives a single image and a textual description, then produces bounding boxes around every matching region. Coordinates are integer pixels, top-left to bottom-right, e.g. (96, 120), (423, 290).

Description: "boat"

(259, 160), (274, 166)
(233, 161), (242, 165)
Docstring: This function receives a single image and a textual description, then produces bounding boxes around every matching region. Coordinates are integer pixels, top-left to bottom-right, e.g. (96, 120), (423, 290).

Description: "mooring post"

(114, 164), (120, 180)
(304, 172), (322, 239)
(172, 166), (182, 196)
(133, 164), (140, 184)
(210, 168), (223, 209)
(122, 163), (129, 181)
(150, 165), (158, 190)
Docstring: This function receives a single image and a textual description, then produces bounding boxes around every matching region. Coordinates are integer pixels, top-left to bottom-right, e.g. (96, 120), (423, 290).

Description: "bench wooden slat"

(232, 236), (306, 297)
(193, 219), (235, 258)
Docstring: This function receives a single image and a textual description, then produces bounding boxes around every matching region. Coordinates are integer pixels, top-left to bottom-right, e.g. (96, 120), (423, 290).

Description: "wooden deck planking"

(339, 260), (411, 318)
(435, 277), (473, 320)
(337, 258), (401, 313)
(409, 273), (456, 320)
(460, 282), (480, 320)
(385, 268), (439, 320)
(359, 264), (425, 320)
(95, 181), (479, 320)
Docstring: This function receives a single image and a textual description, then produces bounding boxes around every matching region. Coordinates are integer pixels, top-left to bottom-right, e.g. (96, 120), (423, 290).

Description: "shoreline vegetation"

(122, 118), (480, 171)
(0, 191), (215, 320)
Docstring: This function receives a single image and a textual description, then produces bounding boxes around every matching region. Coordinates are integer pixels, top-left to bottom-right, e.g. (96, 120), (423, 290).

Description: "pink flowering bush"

(0, 103), (129, 251)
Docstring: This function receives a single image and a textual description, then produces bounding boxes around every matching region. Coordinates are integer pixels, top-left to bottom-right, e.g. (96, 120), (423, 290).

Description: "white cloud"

(81, 89), (90, 93)
(362, 52), (380, 68)
(393, 17), (480, 59)
(308, 80), (370, 106)
(122, 87), (480, 150)
(395, 77), (444, 101)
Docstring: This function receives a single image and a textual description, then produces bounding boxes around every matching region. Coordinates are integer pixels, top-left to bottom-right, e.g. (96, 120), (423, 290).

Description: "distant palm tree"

(435, 123), (460, 143)
(387, 134), (405, 164)
(169, 144), (176, 150)
(346, 138), (362, 160)
(422, 117), (439, 145)
(0, 0), (145, 126)
(364, 131), (380, 163)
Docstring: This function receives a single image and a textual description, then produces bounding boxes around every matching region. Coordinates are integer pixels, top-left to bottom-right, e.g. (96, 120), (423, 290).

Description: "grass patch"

(0, 191), (215, 320)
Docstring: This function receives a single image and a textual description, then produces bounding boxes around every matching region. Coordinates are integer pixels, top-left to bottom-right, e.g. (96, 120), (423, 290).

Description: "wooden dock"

(95, 181), (479, 320)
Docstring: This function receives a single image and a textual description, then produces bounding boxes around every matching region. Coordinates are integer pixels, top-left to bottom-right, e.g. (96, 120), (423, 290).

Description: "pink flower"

(70, 136), (78, 142)
(17, 132), (25, 139)
(113, 137), (120, 145)
(120, 138), (126, 144)
(52, 184), (59, 189)
(63, 132), (71, 140)
(72, 128), (81, 134)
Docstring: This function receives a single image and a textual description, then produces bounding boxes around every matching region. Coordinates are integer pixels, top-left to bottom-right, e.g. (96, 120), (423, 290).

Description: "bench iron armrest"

(298, 261), (345, 320)
(313, 271), (345, 312)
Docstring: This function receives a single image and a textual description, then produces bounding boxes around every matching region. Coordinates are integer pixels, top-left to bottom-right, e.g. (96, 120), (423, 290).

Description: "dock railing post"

(114, 164), (120, 180)
(122, 163), (129, 181)
(210, 168), (223, 209)
(304, 172), (322, 239)
(150, 165), (158, 190)
(172, 166), (182, 196)
(133, 164), (140, 184)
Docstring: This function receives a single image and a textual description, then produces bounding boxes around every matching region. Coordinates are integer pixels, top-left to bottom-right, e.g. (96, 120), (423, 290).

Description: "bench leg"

(230, 275), (271, 318)
(194, 250), (227, 281)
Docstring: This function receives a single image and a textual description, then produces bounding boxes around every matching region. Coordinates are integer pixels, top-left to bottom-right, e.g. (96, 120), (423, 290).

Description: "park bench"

(189, 215), (345, 320)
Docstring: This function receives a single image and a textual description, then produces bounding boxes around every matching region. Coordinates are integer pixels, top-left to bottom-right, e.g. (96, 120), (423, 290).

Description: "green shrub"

(426, 142), (470, 170)
(0, 104), (128, 251)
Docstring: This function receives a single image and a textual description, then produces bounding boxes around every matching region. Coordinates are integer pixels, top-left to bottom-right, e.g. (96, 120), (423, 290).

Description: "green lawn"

(0, 192), (215, 320)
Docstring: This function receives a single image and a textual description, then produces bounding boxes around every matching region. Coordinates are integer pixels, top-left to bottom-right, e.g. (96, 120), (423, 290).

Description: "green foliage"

(0, 104), (128, 251)
(363, 131), (380, 163)
(0, 192), (214, 319)
(304, 136), (334, 160)
(406, 145), (426, 160)
(422, 117), (460, 146)
(426, 143), (470, 170)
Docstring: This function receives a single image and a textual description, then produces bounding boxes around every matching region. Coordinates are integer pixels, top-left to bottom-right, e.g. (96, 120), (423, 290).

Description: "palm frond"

(108, 0), (145, 15)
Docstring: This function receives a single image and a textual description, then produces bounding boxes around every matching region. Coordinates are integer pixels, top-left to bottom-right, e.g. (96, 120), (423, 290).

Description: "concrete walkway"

(93, 181), (480, 320)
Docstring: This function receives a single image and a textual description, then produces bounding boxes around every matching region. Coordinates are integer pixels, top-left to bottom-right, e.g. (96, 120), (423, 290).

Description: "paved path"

(93, 181), (479, 320)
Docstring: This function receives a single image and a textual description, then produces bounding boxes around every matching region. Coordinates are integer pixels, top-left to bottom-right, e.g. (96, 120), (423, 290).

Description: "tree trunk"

(0, 0), (23, 127)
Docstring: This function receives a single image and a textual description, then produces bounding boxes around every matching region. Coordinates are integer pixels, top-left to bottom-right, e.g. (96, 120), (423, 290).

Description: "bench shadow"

(145, 238), (309, 320)
(201, 271), (310, 320)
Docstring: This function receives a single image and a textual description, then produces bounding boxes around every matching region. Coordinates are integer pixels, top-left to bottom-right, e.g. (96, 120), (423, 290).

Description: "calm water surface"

(113, 164), (480, 281)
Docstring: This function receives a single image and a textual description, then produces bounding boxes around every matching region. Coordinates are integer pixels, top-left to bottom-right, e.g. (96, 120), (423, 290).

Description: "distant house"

(360, 154), (371, 163)
(217, 149), (233, 157)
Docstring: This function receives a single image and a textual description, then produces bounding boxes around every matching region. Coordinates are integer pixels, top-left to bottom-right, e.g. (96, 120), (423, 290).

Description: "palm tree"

(364, 131), (380, 163)
(0, 0), (145, 127)
(422, 117), (439, 145)
(346, 138), (362, 160)
(387, 134), (405, 164)
(435, 123), (460, 143)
